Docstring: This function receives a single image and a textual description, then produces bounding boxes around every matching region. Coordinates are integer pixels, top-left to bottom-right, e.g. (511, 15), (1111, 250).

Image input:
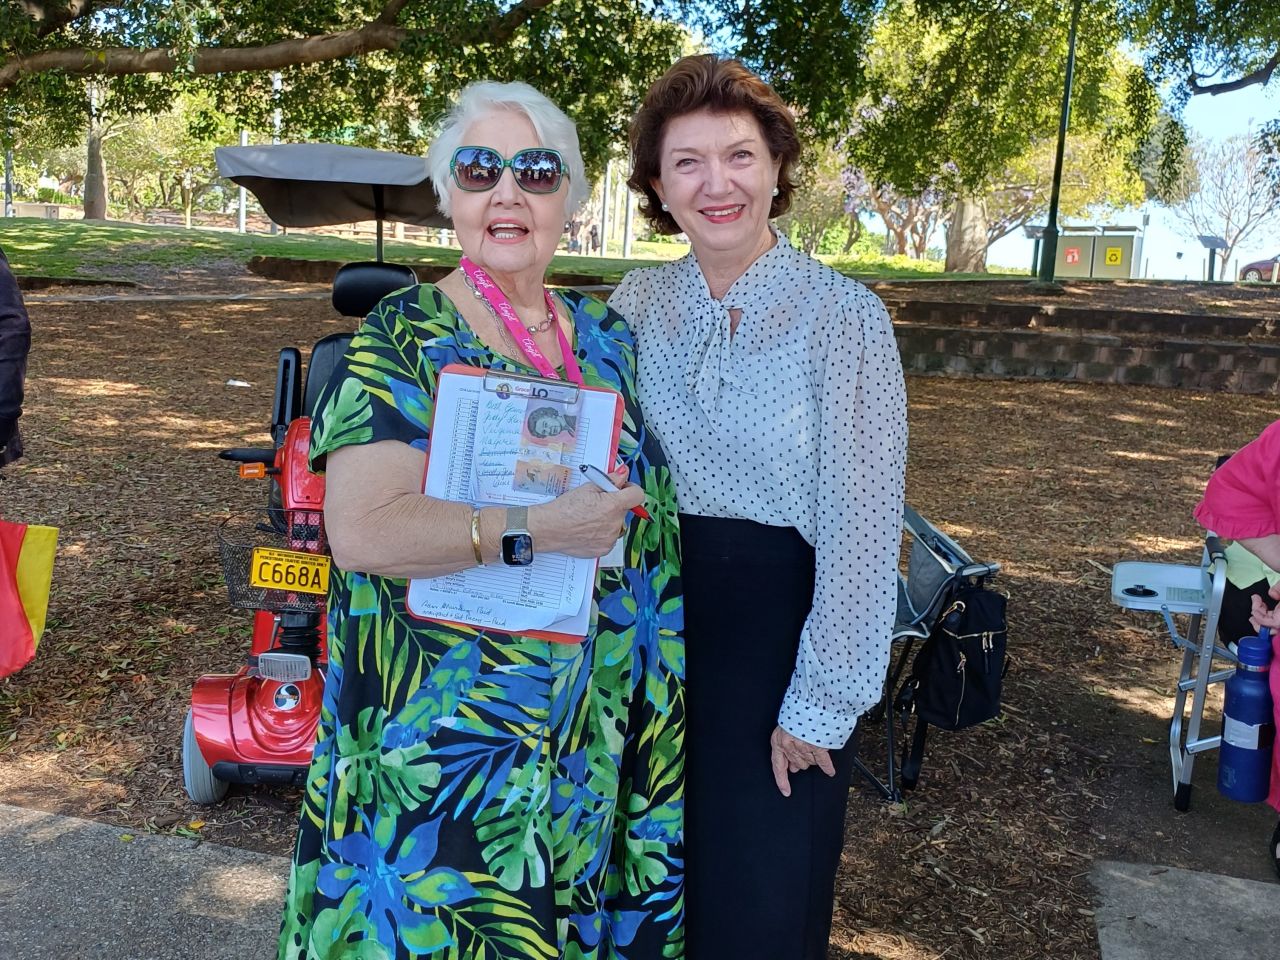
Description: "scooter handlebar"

(219, 447), (278, 465)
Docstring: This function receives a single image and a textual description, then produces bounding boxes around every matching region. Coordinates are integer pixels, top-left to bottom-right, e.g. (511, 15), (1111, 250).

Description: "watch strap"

(506, 505), (529, 533)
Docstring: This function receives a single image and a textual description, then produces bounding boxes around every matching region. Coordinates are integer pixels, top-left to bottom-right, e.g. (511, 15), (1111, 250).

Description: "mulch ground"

(4, 269), (1280, 959)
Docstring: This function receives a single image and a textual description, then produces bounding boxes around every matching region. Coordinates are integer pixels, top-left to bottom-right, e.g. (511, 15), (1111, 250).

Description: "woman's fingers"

(612, 483), (646, 511)
(770, 726), (836, 795)
(1248, 594), (1280, 631)
(768, 727), (839, 783)
(769, 734), (792, 797)
(1251, 595), (1278, 621)
(813, 748), (837, 777)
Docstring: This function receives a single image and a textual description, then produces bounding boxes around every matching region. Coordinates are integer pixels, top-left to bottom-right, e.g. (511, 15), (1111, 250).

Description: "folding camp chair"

(1111, 533), (1231, 811)
(854, 505), (1002, 801)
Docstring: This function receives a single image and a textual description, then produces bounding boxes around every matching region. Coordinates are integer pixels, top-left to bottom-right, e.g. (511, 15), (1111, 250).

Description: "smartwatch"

(501, 506), (534, 566)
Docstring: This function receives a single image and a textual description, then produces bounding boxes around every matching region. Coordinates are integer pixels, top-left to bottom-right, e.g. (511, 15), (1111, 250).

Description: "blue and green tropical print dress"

(278, 284), (685, 960)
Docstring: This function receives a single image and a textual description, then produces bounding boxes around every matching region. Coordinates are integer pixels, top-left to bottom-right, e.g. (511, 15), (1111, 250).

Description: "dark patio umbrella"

(214, 143), (448, 259)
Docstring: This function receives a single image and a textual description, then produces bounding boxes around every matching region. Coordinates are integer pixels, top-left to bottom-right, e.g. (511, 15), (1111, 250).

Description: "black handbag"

(896, 578), (1008, 789)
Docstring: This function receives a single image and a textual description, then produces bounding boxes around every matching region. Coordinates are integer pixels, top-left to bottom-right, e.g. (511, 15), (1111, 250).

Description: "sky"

(986, 83), (1279, 280)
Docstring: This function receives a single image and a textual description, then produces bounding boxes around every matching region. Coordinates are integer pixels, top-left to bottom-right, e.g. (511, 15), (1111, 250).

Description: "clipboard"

(406, 363), (625, 643)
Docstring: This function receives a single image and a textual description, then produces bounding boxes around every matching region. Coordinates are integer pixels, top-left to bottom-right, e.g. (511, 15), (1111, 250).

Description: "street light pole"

(3, 149), (13, 218)
(1036, 0), (1083, 284)
(270, 72), (282, 236)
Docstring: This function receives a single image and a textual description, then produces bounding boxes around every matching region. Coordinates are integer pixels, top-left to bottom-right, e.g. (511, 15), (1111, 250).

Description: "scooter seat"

(306, 261), (417, 417)
(305, 334), (354, 417)
(332, 261), (417, 319)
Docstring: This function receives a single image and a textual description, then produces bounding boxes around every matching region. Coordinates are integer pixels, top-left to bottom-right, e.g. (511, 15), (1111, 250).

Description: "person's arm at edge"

(1196, 419), (1280, 570)
(0, 249), (31, 450)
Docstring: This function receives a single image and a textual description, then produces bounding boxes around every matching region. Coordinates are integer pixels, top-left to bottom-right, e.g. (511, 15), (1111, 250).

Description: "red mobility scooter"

(181, 144), (443, 803)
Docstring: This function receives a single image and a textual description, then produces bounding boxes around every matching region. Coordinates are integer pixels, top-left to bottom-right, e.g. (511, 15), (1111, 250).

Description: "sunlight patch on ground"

(176, 862), (287, 920)
(40, 377), (153, 398)
(833, 927), (947, 960)
(1107, 449), (1183, 463)
(1123, 532), (1201, 555)
(1091, 678), (1181, 722)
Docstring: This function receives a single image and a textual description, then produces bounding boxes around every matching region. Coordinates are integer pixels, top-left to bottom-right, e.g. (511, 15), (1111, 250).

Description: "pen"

(579, 463), (652, 520)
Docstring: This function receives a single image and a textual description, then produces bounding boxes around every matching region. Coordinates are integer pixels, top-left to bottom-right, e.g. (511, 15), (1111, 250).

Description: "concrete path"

(3, 801), (1279, 959)
(0, 804), (288, 959)
(1091, 860), (1280, 960)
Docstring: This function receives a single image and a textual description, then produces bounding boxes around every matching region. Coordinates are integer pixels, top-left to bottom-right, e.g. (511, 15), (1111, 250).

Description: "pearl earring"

(771, 187), (779, 197)
(661, 202), (670, 211)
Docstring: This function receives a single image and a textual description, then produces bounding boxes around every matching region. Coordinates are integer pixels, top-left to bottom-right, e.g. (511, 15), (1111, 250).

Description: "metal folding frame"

(854, 505), (1001, 801)
(1111, 535), (1231, 811)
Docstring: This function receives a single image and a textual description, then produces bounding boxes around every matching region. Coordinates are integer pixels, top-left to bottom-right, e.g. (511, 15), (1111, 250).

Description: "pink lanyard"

(460, 257), (583, 385)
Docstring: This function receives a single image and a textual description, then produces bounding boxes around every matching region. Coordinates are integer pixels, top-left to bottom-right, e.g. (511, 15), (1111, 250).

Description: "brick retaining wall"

(879, 293), (1280, 395)
(894, 323), (1280, 395)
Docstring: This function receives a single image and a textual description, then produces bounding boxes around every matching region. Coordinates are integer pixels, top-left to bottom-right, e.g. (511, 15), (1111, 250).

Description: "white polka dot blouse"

(609, 231), (908, 750)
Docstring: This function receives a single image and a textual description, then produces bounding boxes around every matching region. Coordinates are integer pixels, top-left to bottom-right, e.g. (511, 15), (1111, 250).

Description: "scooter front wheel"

(183, 709), (229, 804)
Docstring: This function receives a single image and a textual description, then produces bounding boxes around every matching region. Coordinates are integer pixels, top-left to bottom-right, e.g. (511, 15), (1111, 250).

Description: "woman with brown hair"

(610, 55), (908, 957)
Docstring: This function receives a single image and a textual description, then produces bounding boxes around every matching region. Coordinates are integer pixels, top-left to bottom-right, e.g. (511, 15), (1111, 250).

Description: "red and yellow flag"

(0, 518), (57, 678)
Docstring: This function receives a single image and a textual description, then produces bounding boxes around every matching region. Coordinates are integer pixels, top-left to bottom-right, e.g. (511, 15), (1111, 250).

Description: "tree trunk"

(842, 213), (862, 254)
(83, 121), (107, 220)
(803, 225), (821, 255)
(909, 217), (931, 259)
(944, 195), (988, 273)
(889, 225), (907, 256)
(1218, 245), (1235, 281)
(182, 185), (193, 228)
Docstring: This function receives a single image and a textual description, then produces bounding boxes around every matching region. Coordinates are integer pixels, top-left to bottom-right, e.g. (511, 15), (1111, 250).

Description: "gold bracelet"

(470, 506), (485, 565)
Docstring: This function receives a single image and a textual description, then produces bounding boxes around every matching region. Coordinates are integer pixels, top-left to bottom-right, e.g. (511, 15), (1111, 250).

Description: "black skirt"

(680, 513), (857, 960)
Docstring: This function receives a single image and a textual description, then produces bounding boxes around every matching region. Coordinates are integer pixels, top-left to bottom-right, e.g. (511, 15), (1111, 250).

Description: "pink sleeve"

(1194, 419), (1280, 538)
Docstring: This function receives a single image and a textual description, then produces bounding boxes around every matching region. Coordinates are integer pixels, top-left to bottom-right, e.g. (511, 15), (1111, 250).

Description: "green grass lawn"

(1, 217), (1013, 283)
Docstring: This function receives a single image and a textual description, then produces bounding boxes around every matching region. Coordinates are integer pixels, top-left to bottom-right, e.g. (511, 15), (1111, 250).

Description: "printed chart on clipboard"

(407, 365), (624, 641)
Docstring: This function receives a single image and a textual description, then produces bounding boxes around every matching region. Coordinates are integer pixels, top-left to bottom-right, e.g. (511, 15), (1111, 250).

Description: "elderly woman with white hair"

(278, 82), (685, 960)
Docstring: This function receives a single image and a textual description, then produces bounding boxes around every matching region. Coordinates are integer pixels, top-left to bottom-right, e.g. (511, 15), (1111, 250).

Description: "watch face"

(502, 532), (534, 566)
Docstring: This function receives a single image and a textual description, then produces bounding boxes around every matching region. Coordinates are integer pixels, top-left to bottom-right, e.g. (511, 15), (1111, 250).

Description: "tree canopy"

(0, 0), (909, 157)
(848, 0), (1155, 195)
(2, 1), (687, 167)
(1122, 0), (1280, 100)
(834, 1), (1156, 270)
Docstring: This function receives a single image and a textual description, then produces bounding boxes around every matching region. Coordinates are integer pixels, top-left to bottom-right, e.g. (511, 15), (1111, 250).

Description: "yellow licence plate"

(249, 547), (331, 595)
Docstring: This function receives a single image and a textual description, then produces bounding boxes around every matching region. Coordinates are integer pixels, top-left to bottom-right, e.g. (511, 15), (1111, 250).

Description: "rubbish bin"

(1055, 229), (1097, 278)
(1094, 226), (1142, 279)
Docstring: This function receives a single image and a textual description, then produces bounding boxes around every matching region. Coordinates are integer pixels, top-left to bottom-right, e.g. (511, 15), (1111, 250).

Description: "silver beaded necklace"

(460, 268), (557, 334)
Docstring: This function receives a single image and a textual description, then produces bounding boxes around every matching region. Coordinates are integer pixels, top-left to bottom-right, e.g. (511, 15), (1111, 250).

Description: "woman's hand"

(531, 467), (644, 558)
(770, 725), (836, 797)
(1249, 592), (1280, 633)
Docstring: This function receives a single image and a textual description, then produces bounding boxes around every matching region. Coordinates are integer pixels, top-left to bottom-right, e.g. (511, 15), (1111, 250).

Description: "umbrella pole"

(374, 185), (386, 262)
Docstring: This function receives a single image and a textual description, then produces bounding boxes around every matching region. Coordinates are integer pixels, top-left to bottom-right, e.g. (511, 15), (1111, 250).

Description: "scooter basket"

(217, 510), (331, 614)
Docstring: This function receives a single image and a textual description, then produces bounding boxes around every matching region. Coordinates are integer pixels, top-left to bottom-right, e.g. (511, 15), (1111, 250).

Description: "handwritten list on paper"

(407, 367), (620, 637)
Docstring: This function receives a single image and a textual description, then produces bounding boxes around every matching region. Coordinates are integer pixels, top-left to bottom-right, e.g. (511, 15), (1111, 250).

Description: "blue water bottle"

(1218, 627), (1276, 803)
